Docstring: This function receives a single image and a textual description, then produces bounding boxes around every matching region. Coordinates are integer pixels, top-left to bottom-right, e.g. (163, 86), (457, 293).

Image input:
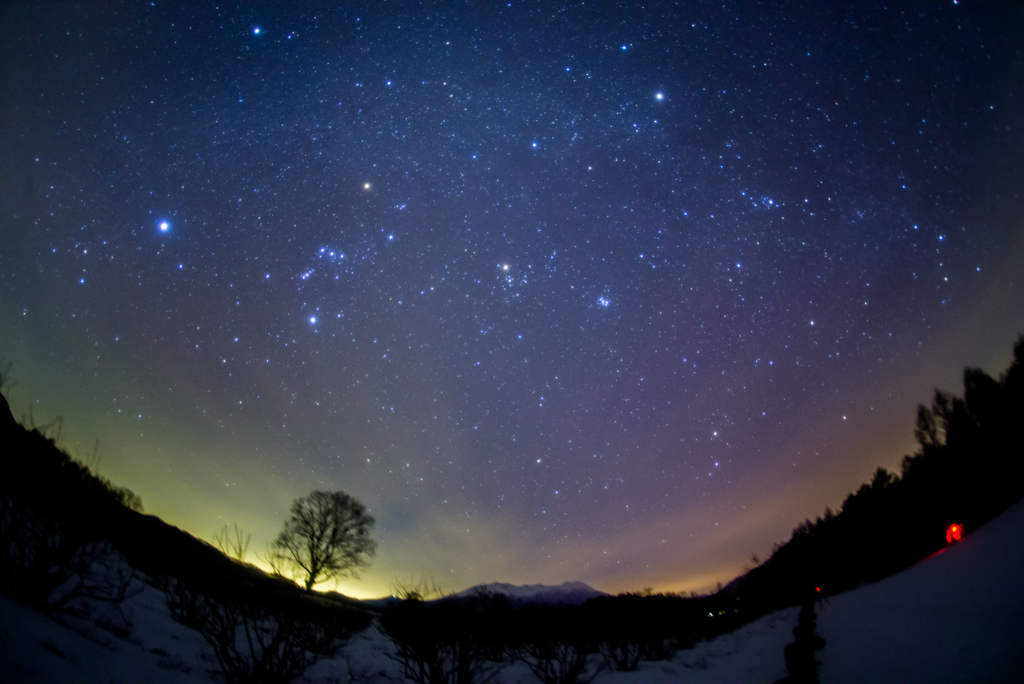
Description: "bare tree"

(391, 573), (446, 601)
(269, 491), (376, 591)
(162, 576), (368, 683)
(380, 594), (511, 684)
(0, 357), (13, 395)
(212, 523), (251, 563)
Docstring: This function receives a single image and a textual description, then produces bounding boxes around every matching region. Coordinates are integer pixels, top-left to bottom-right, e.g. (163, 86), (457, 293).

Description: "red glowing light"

(946, 523), (963, 544)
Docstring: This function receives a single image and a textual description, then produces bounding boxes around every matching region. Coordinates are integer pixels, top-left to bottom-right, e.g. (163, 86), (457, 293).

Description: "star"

(5, 0), (1019, 603)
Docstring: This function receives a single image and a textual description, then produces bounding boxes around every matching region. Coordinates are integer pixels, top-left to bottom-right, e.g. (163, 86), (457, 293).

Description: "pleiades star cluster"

(1, 2), (1021, 597)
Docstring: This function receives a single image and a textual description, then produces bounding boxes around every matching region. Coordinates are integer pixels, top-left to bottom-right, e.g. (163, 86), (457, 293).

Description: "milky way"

(1, 2), (1022, 597)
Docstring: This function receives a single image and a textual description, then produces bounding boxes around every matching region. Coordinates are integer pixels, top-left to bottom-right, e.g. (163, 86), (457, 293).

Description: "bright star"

(310, 316), (316, 324)
(363, 182), (371, 190)
(253, 27), (260, 35)
(655, 92), (664, 100)
(159, 221), (169, 232)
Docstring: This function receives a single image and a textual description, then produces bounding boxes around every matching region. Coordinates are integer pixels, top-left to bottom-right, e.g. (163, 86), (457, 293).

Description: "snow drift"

(2, 499), (1023, 682)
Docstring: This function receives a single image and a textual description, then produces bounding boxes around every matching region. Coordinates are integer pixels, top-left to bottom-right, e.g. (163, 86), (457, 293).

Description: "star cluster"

(1, 2), (1022, 597)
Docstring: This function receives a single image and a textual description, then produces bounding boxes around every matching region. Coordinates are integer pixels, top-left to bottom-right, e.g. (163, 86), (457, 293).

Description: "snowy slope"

(2, 498), (1022, 682)
(0, 579), (213, 683)
(816, 495), (1024, 683)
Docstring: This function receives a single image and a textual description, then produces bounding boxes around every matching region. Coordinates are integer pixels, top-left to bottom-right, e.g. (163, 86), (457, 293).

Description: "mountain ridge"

(451, 580), (610, 606)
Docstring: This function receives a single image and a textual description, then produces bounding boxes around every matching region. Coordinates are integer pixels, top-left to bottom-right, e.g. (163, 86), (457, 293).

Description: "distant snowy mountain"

(3, 502), (1022, 682)
(451, 581), (610, 606)
(360, 580), (610, 609)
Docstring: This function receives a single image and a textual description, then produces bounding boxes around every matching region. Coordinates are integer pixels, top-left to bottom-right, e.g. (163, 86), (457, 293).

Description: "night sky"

(1, 2), (1022, 599)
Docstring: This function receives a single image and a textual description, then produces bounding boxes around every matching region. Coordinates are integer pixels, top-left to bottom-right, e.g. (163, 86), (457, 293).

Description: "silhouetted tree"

(213, 523), (250, 563)
(391, 573), (446, 601)
(162, 575), (368, 684)
(504, 603), (603, 684)
(729, 333), (1024, 616)
(0, 390), (147, 609)
(268, 490), (376, 591)
(0, 358), (13, 397)
(380, 592), (511, 684)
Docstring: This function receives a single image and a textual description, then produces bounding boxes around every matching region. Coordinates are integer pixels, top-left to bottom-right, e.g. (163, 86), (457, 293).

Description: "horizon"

(1, 2), (1022, 600)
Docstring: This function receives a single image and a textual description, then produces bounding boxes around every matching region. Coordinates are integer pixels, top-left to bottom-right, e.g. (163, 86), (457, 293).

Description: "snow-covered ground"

(816, 495), (1024, 683)
(3, 497), (1023, 682)
(0, 575), (212, 683)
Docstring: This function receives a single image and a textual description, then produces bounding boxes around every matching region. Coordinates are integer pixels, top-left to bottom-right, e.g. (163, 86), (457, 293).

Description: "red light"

(946, 523), (963, 544)
(815, 586), (820, 593)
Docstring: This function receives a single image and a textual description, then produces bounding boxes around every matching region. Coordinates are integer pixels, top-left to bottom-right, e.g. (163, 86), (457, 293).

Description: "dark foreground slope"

(3, 469), (1022, 682)
(1, 336), (1022, 682)
(816, 494), (1024, 683)
(0, 392), (372, 682)
(725, 336), (1024, 617)
(0, 392), (365, 613)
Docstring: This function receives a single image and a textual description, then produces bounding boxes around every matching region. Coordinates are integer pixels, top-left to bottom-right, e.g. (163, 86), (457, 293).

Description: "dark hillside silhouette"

(725, 335), (1024, 616)
(0, 392), (142, 608)
(0, 392), (370, 612)
(0, 391), (371, 681)
(378, 587), (747, 682)
(2, 336), (1022, 679)
(374, 336), (1024, 680)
